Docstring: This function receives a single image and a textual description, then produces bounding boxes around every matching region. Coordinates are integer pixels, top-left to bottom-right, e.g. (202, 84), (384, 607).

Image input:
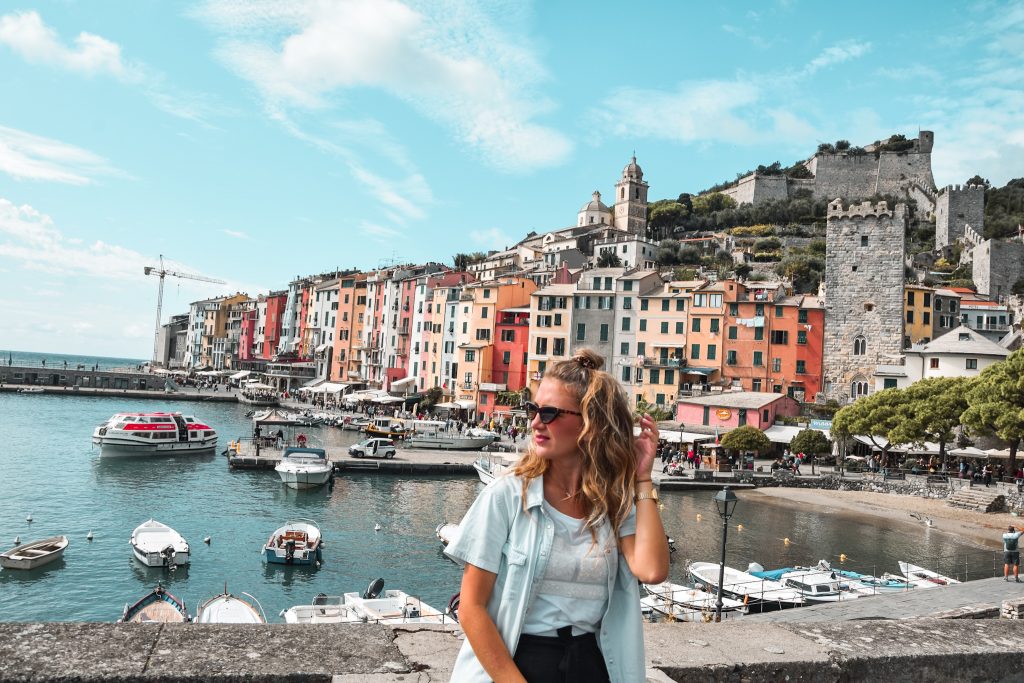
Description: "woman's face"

(531, 378), (584, 464)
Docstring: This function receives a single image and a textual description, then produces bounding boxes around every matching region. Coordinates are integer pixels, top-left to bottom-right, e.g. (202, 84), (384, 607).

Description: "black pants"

(513, 627), (610, 683)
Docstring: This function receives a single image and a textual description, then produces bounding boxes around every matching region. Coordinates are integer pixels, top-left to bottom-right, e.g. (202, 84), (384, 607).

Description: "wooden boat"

(815, 560), (912, 594)
(364, 417), (408, 439)
(131, 520), (189, 568)
(688, 561), (804, 610)
(195, 588), (266, 623)
(262, 519), (323, 566)
(899, 561), (961, 589)
(0, 535), (68, 570)
(120, 585), (189, 623)
(642, 581), (746, 621)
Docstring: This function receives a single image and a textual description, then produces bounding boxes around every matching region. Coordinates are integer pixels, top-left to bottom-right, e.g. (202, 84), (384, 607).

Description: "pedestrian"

(1004, 526), (1023, 582)
(445, 349), (668, 681)
(793, 452), (803, 476)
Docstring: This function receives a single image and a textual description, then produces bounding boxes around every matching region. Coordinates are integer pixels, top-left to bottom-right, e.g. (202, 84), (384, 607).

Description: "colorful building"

(675, 392), (801, 430)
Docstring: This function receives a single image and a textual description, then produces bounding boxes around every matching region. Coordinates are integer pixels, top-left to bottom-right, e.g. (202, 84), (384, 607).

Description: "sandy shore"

(747, 487), (1020, 550)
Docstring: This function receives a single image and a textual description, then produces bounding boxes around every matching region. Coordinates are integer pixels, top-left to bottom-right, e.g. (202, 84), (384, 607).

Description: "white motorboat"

(688, 561), (804, 610)
(407, 421), (497, 450)
(473, 455), (509, 484)
(195, 588), (266, 623)
(642, 581), (746, 621)
(280, 594), (363, 624)
(435, 522), (459, 547)
(262, 519), (323, 566)
(341, 417), (370, 432)
(899, 561), (961, 589)
(0, 535), (68, 570)
(274, 447), (333, 489)
(120, 585), (190, 623)
(18, 387), (44, 393)
(92, 411), (217, 457)
(748, 564), (860, 603)
(130, 520), (190, 568)
(343, 579), (450, 625)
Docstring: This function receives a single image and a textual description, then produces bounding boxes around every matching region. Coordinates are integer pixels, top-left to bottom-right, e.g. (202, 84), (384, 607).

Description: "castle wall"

(972, 239), (1024, 300)
(720, 173), (789, 206)
(804, 154), (878, 200)
(823, 200), (907, 401)
(935, 184), (986, 249)
(875, 151), (936, 197)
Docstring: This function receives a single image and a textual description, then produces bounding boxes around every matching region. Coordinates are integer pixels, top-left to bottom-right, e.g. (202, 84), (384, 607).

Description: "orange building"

(330, 274), (367, 383)
(683, 282), (726, 390)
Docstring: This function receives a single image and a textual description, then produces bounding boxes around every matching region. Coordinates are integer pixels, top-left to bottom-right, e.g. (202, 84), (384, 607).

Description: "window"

(702, 406), (710, 426)
(604, 277), (612, 290)
(639, 319), (647, 332)
(797, 330), (807, 345)
(851, 381), (869, 398)
(707, 345), (716, 360)
(738, 409), (747, 426)
(623, 297), (632, 310)
(727, 350), (737, 365)
(754, 327), (764, 341)
(853, 336), (866, 356)
(655, 393), (665, 405)
(728, 326), (737, 340)
(936, 299), (943, 312)
(622, 366), (631, 382)
(692, 318), (701, 332)
(690, 344), (700, 360)
(966, 358), (978, 370)
(770, 330), (788, 344)
(907, 291), (915, 306)
(752, 379), (762, 392)
(675, 322), (684, 334)
(465, 350), (476, 361)
(661, 300), (669, 312)
(623, 280), (633, 291)
(640, 299), (649, 311)
(535, 338), (547, 355)
(775, 306), (784, 317)
(554, 314), (562, 326)
(600, 324), (609, 342)
(502, 351), (511, 364)
(923, 312), (931, 325)
(906, 311), (914, 323)
(481, 306), (488, 318)
(884, 378), (897, 389)
(660, 322), (669, 334)
(796, 360), (806, 374)
(755, 304), (764, 316)
(649, 368), (660, 383)
(675, 300), (684, 312)
(753, 351), (763, 366)
(729, 303), (738, 315)
(924, 293), (931, 307)
(861, 236), (869, 247)
(664, 369), (676, 385)
(772, 357), (781, 372)
(637, 342), (646, 356)
(763, 409), (770, 422)
(553, 338), (565, 356)
(621, 317), (631, 331)
(798, 309), (808, 323)
(501, 329), (515, 342)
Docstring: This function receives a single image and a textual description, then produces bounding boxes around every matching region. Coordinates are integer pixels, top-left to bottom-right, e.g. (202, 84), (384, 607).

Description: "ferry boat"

(92, 412), (217, 457)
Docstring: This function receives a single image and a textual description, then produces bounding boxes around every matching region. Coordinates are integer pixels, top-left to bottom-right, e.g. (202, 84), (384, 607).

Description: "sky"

(1, 0), (1022, 359)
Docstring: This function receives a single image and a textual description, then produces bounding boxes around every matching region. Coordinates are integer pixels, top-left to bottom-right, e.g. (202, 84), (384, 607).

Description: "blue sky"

(1, 0), (1021, 358)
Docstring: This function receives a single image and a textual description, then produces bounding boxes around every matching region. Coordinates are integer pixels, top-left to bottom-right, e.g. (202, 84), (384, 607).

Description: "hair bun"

(573, 351), (602, 370)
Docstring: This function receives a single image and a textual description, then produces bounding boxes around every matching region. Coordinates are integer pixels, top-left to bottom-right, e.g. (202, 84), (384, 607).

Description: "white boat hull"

(0, 536), (68, 570)
(94, 437), (217, 457)
(131, 520), (190, 567)
(899, 561), (961, 589)
(275, 464), (333, 489)
(342, 590), (450, 626)
(196, 593), (265, 623)
(689, 562), (804, 608)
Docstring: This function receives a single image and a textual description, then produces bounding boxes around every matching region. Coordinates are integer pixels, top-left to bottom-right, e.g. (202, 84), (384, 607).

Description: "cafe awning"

(661, 431), (715, 444)
(390, 376), (416, 390)
(230, 370), (252, 380)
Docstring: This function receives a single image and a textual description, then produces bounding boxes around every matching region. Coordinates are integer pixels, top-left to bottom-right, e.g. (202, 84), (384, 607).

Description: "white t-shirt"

(521, 500), (612, 637)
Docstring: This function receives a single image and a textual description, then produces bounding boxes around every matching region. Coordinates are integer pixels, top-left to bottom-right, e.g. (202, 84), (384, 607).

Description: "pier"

(227, 439), (482, 476)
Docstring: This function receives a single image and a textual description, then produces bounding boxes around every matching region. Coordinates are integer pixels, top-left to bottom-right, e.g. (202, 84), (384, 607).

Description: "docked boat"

(280, 594), (362, 624)
(120, 585), (190, 623)
(407, 421), (498, 450)
(92, 412), (217, 457)
(473, 455), (510, 484)
(0, 535), (68, 570)
(274, 447), (333, 489)
(262, 519), (323, 566)
(364, 417), (408, 439)
(642, 581), (745, 621)
(816, 560), (912, 594)
(748, 564), (860, 603)
(341, 417), (370, 432)
(899, 561), (961, 589)
(195, 588), (266, 623)
(17, 387), (44, 393)
(130, 520), (190, 568)
(435, 522), (459, 547)
(688, 561), (804, 610)
(342, 578), (450, 625)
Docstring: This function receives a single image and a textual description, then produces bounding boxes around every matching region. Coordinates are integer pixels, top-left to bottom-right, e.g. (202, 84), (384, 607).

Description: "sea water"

(0, 393), (996, 622)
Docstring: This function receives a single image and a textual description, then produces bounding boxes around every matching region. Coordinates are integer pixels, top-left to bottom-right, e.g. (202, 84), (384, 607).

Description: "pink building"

(675, 392), (800, 430)
(238, 309), (257, 362)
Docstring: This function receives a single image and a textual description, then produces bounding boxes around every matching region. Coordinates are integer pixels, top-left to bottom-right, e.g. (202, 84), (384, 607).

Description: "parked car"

(349, 438), (397, 459)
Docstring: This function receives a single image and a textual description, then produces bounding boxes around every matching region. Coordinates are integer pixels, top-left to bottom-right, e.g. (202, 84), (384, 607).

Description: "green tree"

(452, 252), (487, 270)
(790, 428), (832, 475)
(649, 202), (689, 230)
(961, 350), (1024, 474)
(720, 425), (771, 455)
(421, 386), (443, 410)
(597, 250), (622, 267)
(634, 397), (672, 422)
(832, 389), (905, 467)
(692, 192), (736, 215)
(887, 377), (971, 467)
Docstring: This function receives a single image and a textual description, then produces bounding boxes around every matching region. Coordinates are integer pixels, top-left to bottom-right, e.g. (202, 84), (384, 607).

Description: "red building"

(238, 308), (257, 362)
(262, 291), (287, 361)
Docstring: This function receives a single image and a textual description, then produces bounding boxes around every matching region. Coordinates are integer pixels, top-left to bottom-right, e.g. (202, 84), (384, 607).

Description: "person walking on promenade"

(446, 349), (669, 682)
(1004, 526), (1023, 582)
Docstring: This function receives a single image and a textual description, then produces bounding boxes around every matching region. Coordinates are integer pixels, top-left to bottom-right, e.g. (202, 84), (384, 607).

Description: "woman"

(446, 350), (669, 682)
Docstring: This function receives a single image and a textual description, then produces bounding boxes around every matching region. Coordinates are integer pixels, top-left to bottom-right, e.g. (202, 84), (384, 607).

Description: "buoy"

(26, 513), (33, 523)
(374, 523), (382, 532)
(203, 536), (211, 544)
(86, 531), (94, 541)
(783, 537), (791, 545)
(696, 514), (702, 521)
(14, 536), (20, 546)
(737, 524), (744, 531)
(839, 553), (848, 563)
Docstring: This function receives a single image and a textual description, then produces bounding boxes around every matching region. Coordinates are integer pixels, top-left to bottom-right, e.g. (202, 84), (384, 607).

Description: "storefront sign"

(716, 408), (732, 420)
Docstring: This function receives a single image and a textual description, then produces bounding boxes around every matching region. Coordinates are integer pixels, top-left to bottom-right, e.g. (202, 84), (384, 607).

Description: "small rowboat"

(0, 535), (69, 570)
(195, 588), (266, 623)
(899, 561), (961, 589)
(120, 585), (189, 623)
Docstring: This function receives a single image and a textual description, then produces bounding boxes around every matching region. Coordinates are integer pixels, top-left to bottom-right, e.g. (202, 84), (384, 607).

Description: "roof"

(913, 326), (1010, 357)
(679, 392), (794, 410)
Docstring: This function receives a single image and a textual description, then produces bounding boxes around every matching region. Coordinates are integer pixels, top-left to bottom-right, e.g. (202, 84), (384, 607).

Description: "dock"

(227, 441), (482, 476)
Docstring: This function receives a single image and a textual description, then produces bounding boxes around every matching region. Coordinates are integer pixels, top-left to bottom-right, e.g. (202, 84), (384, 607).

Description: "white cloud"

(350, 165), (431, 222)
(193, 0), (571, 171)
(223, 228), (249, 239)
(0, 10), (141, 81)
(803, 40), (872, 76)
(0, 125), (122, 184)
(360, 221), (404, 239)
(469, 227), (513, 251)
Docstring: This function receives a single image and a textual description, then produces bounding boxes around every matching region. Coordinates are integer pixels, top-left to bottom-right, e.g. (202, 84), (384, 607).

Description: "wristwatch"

(636, 488), (660, 504)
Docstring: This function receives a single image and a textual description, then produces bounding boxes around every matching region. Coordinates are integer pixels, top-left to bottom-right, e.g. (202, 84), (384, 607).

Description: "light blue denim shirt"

(445, 473), (643, 682)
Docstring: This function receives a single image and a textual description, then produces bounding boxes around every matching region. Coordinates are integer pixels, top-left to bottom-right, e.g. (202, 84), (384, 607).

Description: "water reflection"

(92, 453), (217, 487)
(0, 558), (66, 583)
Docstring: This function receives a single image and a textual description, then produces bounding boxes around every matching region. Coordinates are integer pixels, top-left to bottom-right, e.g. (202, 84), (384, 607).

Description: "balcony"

(531, 372), (543, 381)
(462, 382), (475, 390)
(643, 357), (685, 368)
(478, 382), (507, 392)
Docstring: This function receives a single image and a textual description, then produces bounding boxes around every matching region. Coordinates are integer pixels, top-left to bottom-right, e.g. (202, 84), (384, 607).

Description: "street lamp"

(713, 486), (739, 622)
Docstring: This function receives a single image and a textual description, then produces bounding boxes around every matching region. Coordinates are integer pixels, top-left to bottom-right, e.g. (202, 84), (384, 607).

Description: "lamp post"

(713, 486), (739, 622)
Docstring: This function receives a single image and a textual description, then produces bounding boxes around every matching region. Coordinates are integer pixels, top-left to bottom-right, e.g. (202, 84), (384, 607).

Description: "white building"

(873, 326), (1009, 391)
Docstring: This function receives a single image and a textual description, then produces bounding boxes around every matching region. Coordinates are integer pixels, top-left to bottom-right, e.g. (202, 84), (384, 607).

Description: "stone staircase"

(947, 486), (1006, 513)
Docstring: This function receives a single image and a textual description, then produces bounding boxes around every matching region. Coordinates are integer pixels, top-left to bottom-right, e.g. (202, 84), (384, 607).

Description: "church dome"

(579, 190), (610, 213)
(621, 155), (643, 182)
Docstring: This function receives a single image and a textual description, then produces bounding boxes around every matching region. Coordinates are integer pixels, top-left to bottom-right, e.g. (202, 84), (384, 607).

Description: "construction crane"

(144, 255), (226, 364)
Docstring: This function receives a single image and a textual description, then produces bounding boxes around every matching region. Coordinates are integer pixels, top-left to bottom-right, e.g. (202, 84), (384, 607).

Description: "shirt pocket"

(502, 542), (528, 567)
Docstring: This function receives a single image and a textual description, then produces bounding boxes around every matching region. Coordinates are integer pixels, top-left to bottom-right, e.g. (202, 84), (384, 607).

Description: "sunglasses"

(523, 401), (583, 424)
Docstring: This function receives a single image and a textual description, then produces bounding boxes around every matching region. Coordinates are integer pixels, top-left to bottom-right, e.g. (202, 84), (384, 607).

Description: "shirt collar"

(525, 474), (545, 511)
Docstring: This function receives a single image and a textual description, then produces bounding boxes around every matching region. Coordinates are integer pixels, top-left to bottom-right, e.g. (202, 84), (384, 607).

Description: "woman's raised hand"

(634, 414), (659, 480)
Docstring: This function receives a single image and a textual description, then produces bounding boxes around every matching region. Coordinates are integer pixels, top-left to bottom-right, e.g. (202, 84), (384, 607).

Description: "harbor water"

(0, 393), (998, 622)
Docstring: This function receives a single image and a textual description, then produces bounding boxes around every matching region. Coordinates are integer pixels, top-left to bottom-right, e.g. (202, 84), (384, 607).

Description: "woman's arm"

(620, 414), (670, 584)
(458, 564), (526, 683)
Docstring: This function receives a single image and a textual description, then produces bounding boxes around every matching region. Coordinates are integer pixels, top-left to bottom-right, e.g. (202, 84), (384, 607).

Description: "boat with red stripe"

(92, 412), (218, 457)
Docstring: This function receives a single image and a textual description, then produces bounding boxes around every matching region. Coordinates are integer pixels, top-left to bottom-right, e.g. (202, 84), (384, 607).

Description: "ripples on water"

(0, 394), (997, 622)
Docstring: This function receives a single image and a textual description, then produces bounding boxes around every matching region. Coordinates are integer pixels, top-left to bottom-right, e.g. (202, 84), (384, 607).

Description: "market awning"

(373, 396), (405, 404)
(661, 431), (715, 444)
(763, 425), (832, 444)
(230, 370), (252, 380)
(321, 382), (349, 394)
(434, 401), (460, 409)
(315, 342), (330, 353)
(949, 446), (989, 459)
(455, 400), (476, 410)
(390, 376), (416, 390)
(302, 378), (325, 388)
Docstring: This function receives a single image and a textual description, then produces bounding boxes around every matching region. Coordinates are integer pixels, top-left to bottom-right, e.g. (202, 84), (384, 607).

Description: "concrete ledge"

(5, 620), (1024, 682)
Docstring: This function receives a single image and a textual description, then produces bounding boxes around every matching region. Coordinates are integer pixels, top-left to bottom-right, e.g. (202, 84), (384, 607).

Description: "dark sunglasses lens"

(524, 402), (539, 419)
(539, 407), (559, 424)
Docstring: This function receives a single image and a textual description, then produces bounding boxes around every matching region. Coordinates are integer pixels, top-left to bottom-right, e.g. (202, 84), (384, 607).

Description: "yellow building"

(527, 283), (575, 394)
(201, 293), (249, 368)
(634, 280), (702, 409)
(904, 284), (935, 346)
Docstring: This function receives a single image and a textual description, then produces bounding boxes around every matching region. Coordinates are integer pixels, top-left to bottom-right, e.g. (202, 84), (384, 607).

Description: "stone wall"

(935, 184), (986, 248)
(720, 173), (789, 206)
(0, 364), (160, 390)
(823, 200), (907, 401)
(972, 239), (1024, 299)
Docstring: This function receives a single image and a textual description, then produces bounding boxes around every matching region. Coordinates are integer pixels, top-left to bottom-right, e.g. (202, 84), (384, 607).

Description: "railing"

(644, 358), (685, 368)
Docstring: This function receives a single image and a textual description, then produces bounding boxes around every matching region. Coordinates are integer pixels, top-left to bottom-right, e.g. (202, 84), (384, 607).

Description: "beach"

(747, 486), (1018, 550)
